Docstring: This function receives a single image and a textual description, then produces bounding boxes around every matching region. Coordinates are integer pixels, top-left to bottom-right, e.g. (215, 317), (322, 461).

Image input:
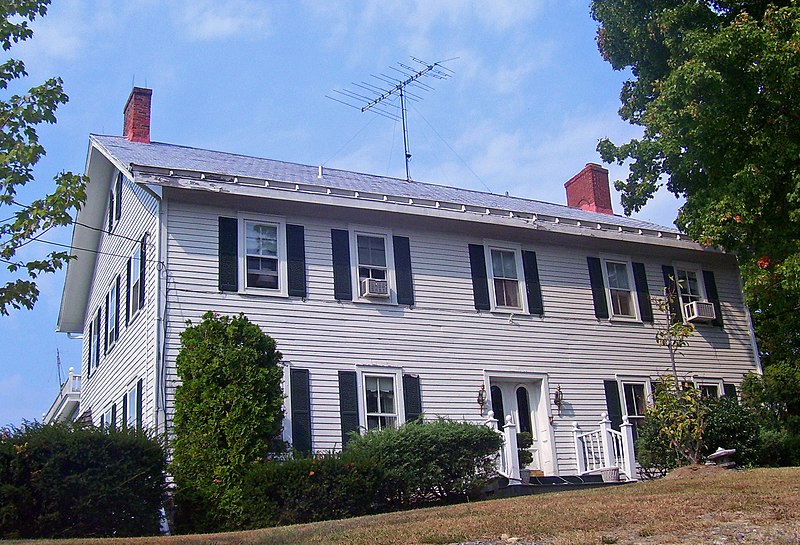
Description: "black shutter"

(286, 224), (307, 298)
(121, 393), (128, 430)
(522, 250), (544, 316)
(114, 277), (120, 342)
(136, 379), (143, 430)
(723, 383), (737, 399)
(632, 262), (653, 323)
(86, 321), (92, 379)
(603, 380), (622, 431)
(403, 374), (422, 423)
(103, 294), (109, 354)
(111, 403), (117, 431)
(290, 369), (312, 454)
(139, 234), (147, 308)
(661, 265), (681, 322)
(468, 244), (490, 310)
(108, 192), (114, 231)
(115, 173), (122, 221)
(393, 236), (414, 306)
(94, 310), (101, 366)
(587, 257), (609, 319)
(331, 229), (353, 301)
(218, 217), (238, 292)
(338, 370), (360, 446)
(126, 257), (131, 325)
(703, 270), (723, 327)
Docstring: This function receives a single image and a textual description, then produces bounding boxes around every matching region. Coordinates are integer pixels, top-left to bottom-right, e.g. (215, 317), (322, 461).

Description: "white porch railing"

(484, 411), (522, 484)
(43, 367), (82, 424)
(573, 412), (637, 482)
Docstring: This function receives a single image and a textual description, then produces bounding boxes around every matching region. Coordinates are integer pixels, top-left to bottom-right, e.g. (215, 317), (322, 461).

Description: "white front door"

(489, 379), (555, 475)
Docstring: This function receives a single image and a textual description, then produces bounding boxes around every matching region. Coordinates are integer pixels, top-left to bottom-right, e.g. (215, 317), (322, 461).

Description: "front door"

(489, 379), (555, 475)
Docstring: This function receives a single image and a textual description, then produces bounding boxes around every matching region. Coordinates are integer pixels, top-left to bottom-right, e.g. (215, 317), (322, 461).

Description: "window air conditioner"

(684, 301), (716, 323)
(362, 278), (389, 298)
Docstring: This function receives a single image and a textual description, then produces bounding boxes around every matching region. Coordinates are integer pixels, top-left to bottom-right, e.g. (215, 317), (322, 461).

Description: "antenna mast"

(328, 57), (455, 182)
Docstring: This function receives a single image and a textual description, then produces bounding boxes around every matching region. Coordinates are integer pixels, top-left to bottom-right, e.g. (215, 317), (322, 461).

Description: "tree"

(590, 1), (800, 368)
(171, 312), (285, 533)
(0, 0), (87, 315)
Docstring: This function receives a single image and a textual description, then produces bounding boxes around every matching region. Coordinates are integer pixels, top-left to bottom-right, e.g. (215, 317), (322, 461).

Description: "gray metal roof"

(92, 134), (677, 233)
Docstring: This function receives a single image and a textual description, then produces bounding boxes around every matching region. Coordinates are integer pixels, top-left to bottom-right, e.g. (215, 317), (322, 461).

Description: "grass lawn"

(9, 466), (799, 545)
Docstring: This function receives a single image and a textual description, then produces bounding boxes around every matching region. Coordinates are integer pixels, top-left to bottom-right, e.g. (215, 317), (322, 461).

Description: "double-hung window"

(363, 373), (398, 431)
(89, 309), (100, 372)
(604, 259), (636, 319)
(490, 248), (521, 309)
(126, 385), (138, 429)
(240, 217), (287, 295)
(107, 276), (120, 348)
(100, 406), (115, 429)
(357, 234), (388, 296)
(676, 267), (703, 307)
(129, 244), (142, 318)
(620, 379), (648, 439)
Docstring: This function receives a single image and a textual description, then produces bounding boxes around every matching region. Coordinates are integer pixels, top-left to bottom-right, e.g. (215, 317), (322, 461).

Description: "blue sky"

(0, 0), (682, 426)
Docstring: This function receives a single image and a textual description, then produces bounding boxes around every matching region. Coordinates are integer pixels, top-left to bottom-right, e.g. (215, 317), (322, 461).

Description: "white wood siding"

(161, 198), (758, 475)
(79, 173), (159, 430)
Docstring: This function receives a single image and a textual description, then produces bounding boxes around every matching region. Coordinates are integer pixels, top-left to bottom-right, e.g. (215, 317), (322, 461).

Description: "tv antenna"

(328, 56), (456, 182)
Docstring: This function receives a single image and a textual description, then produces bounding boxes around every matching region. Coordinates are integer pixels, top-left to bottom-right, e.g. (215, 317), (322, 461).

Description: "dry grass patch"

(7, 467), (799, 545)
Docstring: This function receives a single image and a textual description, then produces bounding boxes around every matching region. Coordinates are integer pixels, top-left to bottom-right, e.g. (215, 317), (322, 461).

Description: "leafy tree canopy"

(591, 0), (800, 365)
(0, 0), (86, 314)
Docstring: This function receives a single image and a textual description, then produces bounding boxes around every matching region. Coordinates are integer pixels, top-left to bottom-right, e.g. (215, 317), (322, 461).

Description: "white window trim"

(600, 255), (640, 322)
(125, 382), (139, 429)
(356, 365), (405, 431)
(129, 243), (143, 322)
(616, 375), (651, 422)
(349, 227), (397, 305)
(238, 213), (288, 297)
(101, 405), (114, 429)
(107, 277), (119, 350)
(483, 241), (528, 314)
(693, 376), (724, 398)
(672, 261), (708, 321)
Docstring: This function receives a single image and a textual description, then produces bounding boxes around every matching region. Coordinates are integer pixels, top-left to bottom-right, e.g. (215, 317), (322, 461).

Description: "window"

(676, 267), (703, 307)
(490, 248), (521, 308)
(700, 384), (719, 398)
(89, 309), (100, 372)
(129, 243), (142, 319)
(108, 172), (123, 231)
(126, 385), (138, 429)
(363, 374), (398, 431)
(357, 234), (388, 296)
(619, 379), (649, 439)
(239, 217), (287, 295)
(107, 277), (120, 348)
(605, 260), (635, 318)
(100, 405), (115, 429)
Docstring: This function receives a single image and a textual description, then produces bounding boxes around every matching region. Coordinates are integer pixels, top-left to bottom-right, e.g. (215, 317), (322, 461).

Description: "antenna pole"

(400, 87), (411, 182)
(56, 348), (63, 387)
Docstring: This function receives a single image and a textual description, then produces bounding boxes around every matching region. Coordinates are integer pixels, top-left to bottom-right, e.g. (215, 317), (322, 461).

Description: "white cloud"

(174, 0), (272, 41)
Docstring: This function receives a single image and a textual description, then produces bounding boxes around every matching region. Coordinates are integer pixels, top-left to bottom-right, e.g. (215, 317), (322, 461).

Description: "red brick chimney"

(564, 163), (613, 215)
(123, 87), (152, 143)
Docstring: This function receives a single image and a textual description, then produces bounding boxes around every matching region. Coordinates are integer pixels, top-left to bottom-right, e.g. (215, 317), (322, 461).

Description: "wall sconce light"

(477, 384), (487, 413)
(553, 385), (563, 415)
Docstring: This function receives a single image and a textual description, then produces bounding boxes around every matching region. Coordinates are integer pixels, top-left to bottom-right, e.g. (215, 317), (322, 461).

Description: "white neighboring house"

(55, 88), (760, 480)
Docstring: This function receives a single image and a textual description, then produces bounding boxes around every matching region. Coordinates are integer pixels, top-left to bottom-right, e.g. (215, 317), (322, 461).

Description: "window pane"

(624, 383), (646, 417)
(490, 385), (505, 429)
(677, 269), (701, 301)
(494, 278), (520, 307)
(357, 235), (386, 267)
(701, 385), (719, 398)
(516, 387), (533, 434)
(377, 377), (395, 413)
(606, 262), (630, 290)
(365, 376), (379, 413)
(491, 249), (517, 280)
(610, 289), (633, 316)
(247, 256), (278, 289)
(246, 222), (278, 257)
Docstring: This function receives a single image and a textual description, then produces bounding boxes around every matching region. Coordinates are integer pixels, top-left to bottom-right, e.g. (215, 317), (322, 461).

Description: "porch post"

(572, 421), (586, 474)
(620, 416), (638, 481)
(485, 410), (499, 431)
(503, 415), (521, 483)
(599, 412), (614, 469)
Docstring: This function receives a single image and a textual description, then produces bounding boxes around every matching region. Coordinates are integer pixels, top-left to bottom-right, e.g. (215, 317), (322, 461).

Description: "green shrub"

(343, 419), (502, 507)
(0, 422), (165, 539)
(634, 411), (678, 479)
(757, 427), (800, 467)
(171, 312), (286, 533)
(242, 451), (384, 527)
(517, 432), (534, 468)
(703, 395), (761, 467)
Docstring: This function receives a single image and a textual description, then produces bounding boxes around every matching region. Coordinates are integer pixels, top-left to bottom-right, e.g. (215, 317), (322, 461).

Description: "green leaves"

(0, 1), (87, 315)
(592, 0), (800, 372)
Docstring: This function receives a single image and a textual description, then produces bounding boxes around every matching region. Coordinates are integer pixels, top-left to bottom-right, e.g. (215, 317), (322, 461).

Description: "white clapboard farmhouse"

(56, 88), (760, 481)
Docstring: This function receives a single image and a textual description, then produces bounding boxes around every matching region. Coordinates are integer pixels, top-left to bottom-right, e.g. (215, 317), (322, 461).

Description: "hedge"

(0, 422), (165, 539)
